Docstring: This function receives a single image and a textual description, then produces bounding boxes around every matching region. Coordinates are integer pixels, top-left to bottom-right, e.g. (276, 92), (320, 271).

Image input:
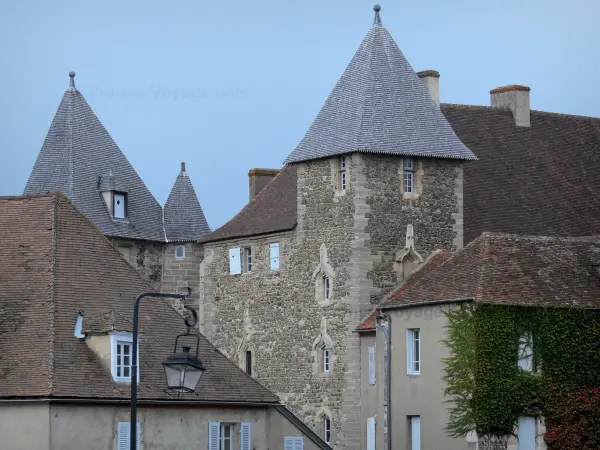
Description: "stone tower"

(197, 6), (475, 450)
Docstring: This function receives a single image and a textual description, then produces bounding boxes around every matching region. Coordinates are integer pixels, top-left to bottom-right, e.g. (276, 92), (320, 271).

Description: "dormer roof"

(283, 6), (476, 164)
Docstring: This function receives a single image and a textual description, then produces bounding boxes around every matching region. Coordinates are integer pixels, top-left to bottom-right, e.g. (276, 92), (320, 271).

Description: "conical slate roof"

(164, 162), (211, 242)
(284, 6), (477, 164)
(24, 72), (165, 241)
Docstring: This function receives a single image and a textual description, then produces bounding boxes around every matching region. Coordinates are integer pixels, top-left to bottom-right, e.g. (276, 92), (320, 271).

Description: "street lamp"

(130, 288), (204, 450)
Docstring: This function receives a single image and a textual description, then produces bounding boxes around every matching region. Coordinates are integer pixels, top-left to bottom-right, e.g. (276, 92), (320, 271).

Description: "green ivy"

(442, 302), (600, 449)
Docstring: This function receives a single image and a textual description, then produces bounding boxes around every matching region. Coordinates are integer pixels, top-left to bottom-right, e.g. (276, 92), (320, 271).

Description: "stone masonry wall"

(162, 242), (203, 313)
(112, 238), (163, 291)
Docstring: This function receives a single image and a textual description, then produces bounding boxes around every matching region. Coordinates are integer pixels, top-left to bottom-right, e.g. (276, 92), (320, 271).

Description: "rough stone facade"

(162, 242), (203, 313)
(199, 152), (464, 450)
(112, 238), (163, 291)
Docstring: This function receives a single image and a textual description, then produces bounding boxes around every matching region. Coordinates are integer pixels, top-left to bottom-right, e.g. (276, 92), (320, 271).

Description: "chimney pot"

(181, 161), (186, 172)
(490, 85), (531, 127)
(417, 70), (440, 107)
(248, 168), (279, 201)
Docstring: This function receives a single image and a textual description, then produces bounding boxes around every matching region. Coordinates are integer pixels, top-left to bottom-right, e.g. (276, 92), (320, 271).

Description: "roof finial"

(68, 71), (76, 90)
(373, 4), (382, 27)
(181, 161), (186, 173)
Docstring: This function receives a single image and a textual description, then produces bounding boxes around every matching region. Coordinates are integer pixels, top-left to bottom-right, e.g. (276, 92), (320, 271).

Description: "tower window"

(113, 192), (127, 219)
(323, 349), (331, 373)
(174, 245), (185, 259)
(403, 156), (414, 194)
(322, 275), (330, 300)
(243, 247), (252, 273)
(323, 418), (331, 445)
(339, 156), (347, 191)
(245, 350), (252, 376)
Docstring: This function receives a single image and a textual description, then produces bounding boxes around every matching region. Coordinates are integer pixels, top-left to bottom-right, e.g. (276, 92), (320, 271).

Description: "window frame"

(406, 328), (421, 376)
(110, 332), (139, 382)
(243, 247), (252, 273)
(339, 156), (347, 191)
(219, 424), (233, 450)
(269, 242), (280, 272)
(112, 191), (128, 219)
(323, 348), (331, 373)
(518, 331), (534, 372)
(322, 274), (330, 300)
(403, 156), (415, 194)
(245, 350), (252, 376)
(323, 418), (331, 445)
(174, 245), (185, 259)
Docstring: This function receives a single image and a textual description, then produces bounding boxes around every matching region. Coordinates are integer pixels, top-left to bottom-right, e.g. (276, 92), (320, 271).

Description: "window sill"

(111, 217), (130, 224)
(403, 193), (420, 200)
(318, 371), (333, 378)
(407, 373), (421, 378)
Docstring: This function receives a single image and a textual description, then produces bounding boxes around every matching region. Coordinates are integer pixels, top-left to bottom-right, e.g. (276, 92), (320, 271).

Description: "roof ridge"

(442, 102), (600, 121)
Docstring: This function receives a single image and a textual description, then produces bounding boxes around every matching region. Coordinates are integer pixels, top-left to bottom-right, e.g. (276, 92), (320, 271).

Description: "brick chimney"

(417, 70), (440, 107)
(490, 85), (531, 127)
(248, 168), (279, 201)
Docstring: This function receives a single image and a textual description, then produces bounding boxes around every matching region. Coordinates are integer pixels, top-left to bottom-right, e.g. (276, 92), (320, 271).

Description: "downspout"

(375, 313), (392, 450)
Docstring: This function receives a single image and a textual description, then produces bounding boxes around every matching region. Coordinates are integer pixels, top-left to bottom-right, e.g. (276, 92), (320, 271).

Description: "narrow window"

(367, 417), (375, 450)
(403, 156), (414, 194)
(407, 329), (421, 375)
(116, 340), (132, 379)
(409, 416), (421, 450)
(339, 156), (347, 191)
(113, 192), (127, 219)
(518, 331), (534, 372)
(245, 350), (252, 376)
(243, 247), (252, 273)
(322, 275), (330, 300)
(174, 245), (185, 259)
(229, 247), (241, 275)
(219, 424), (233, 450)
(323, 349), (331, 373)
(368, 346), (376, 385)
(117, 422), (141, 450)
(323, 418), (331, 445)
(269, 242), (280, 272)
(518, 416), (536, 450)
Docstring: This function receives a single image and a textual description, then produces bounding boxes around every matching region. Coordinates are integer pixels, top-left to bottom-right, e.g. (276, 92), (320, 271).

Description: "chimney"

(248, 168), (279, 201)
(417, 70), (440, 107)
(490, 85), (531, 127)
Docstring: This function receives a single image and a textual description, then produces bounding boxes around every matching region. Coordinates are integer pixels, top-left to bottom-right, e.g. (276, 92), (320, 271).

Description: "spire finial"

(373, 5), (382, 27)
(181, 161), (186, 172)
(68, 71), (76, 90)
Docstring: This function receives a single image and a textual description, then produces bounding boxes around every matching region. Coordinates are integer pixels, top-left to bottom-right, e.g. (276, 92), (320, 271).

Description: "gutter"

(380, 297), (474, 311)
(375, 313), (392, 450)
(0, 397), (280, 407)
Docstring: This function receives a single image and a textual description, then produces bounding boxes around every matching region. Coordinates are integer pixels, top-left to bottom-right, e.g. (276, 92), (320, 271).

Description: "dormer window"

(110, 332), (139, 382)
(113, 192), (127, 219)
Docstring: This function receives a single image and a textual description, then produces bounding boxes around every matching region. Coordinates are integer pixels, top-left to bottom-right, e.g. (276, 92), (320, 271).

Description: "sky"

(1, 0), (598, 230)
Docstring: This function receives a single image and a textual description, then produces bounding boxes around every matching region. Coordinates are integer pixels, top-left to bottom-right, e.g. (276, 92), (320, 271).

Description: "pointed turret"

(24, 72), (165, 241)
(284, 5), (476, 164)
(164, 162), (211, 242)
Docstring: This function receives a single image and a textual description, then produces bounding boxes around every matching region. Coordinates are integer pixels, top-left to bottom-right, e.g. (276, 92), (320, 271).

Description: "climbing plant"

(442, 302), (600, 450)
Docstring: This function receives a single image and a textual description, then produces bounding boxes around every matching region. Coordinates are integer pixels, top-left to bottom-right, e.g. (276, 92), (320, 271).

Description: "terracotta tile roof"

(198, 165), (297, 244)
(0, 193), (278, 403)
(380, 232), (600, 310)
(356, 250), (455, 331)
(203, 106), (600, 245)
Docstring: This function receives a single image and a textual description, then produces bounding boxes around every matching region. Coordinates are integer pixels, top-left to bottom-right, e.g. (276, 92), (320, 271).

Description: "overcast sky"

(1, 0), (598, 230)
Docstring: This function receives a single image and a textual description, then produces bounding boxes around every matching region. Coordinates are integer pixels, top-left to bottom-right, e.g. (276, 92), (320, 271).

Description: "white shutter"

(517, 416), (536, 450)
(293, 437), (304, 450)
(269, 242), (280, 271)
(229, 248), (241, 275)
(240, 423), (251, 450)
(410, 416), (421, 450)
(117, 422), (129, 450)
(367, 417), (375, 450)
(368, 346), (376, 385)
(208, 422), (220, 450)
(114, 193), (126, 218)
(406, 330), (413, 375)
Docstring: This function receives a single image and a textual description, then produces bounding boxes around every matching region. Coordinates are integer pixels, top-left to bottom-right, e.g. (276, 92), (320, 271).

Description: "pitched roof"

(164, 162), (211, 242)
(379, 232), (600, 310)
(442, 104), (600, 244)
(24, 73), (165, 242)
(198, 165), (297, 244)
(0, 193), (278, 403)
(283, 7), (476, 164)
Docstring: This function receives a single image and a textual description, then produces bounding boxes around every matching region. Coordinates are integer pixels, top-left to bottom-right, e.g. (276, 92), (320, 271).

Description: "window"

(174, 245), (185, 259)
(269, 242), (280, 272)
(117, 421), (140, 450)
(367, 417), (375, 450)
(110, 332), (138, 382)
(409, 416), (421, 450)
(407, 329), (421, 375)
(229, 247), (241, 275)
(368, 345), (376, 385)
(518, 417), (536, 450)
(403, 156), (414, 194)
(209, 423), (251, 450)
(323, 349), (331, 373)
(322, 275), (330, 300)
(243, 247), (252, 273)
(518, 331), (534, 372)
(339, 156), (347, 191)
(245, 350), (252, 376)
(284, 437), (304, 450)
(74, 313), (84, 338)
(323, 418), (331, 445)
(113, 192), (127, 219)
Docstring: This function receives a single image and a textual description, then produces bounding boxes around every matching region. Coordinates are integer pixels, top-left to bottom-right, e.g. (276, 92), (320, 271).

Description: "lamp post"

(130, 289), (205, 450)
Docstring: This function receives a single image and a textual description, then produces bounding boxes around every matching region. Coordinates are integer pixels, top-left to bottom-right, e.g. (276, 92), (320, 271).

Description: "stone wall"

(162, 242), (203, 313)
(112, 238), (163, 290)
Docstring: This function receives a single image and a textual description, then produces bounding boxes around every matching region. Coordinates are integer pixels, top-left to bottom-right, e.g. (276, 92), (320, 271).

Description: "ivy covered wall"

(443, 302), (600, 450)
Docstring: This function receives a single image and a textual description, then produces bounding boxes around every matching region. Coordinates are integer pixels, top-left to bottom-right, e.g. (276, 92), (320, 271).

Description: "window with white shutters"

(368, 346), (376, 385)
(269, 242), (280, 271)
(229, 248), (241, 275)
(410, 416), (421, 450)
(517, 416), (536, 450)
(518, 332), (534, 372)
(284, 437), (303, 450)
(367, 417), (375, 450)
(209, 422), (220, 450)
(240, 423), (251, 450)
(117, 422), (140, 450)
